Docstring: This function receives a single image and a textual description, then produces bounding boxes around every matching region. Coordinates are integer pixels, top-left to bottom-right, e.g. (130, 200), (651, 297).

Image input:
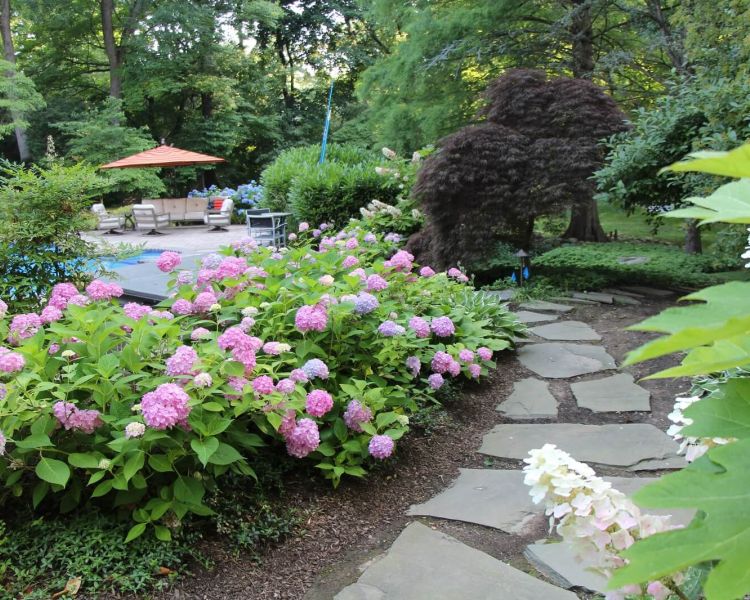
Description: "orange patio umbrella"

(100, 141), (225, 169)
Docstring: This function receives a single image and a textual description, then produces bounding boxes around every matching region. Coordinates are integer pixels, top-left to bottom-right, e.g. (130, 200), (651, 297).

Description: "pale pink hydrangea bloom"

(419, 266), (435, 277)
(53, 401), (103, 433)
(428, 373), (444, 389)
(191, 327), (211, 340)
(459, 349), (474, 363)
(0, 429), (5, 455)
(85, 280), (123, 301)
(368, 434), (394, 459)
(318, 274), (335, 286)
(193, 372), (213, 388)
(431, 351), (453, 374)
(349, 268), (367, 282)
(343, 400), (372, 432)
(408, 316), (430, 338)
(0, 348), (25, 372)
(48, 283), (79, 309)
(216, 256), (247, 280)
(9, 313), (42, 343)
(239, 317), (255, 332)
(477, 347), (493, 361)
(156, 251), (181, 272)
(193, 291), (218, 312)
(295, 304), (328, 333)
(447, 360), (461, 377)
(431, 316), (455, 337)
(40, 305), (63, 324)
(171, 299), (193, 315)
(345, 237), (358, 249)
(342, 255), (359, 268)
(405, 355), (421, 377)
(306, 389), (333, 417)
(67, 294), (90, 307)
(165, 345), (198, 376)
(0, 299), (7, 319)
(298, 222), (309, 232)
(286, 418), (320, 458)
(278, 409), (297, 438)
(140, 383), (191, 429)
(290, 368), (308, 383)
(124, 302), (152, 320)
(468, 364), (481, 378)
(447, 267), (469, 283)
(263, 341), (290, 355)
(176, 270), (193, 285)
(366, 274), (388, 292)
(252, 375), (276, 395)
(148, 310), (173, 321)
(276, 378), (296, 394)
(384, 250), (414, 272)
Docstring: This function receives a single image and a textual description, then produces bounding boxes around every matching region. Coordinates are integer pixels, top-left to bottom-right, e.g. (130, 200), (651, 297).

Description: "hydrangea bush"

(0, 225), (522, 541)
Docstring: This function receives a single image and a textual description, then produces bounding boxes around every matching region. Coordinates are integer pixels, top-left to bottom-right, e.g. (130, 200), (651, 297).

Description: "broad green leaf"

(124, 522), (147, 543)
(611, 439), (750, 600)
(207, 442), (243, 465)
(35, 457), (70, 487)
(683, 379), (750, 439)
(148, 454), (172, 472)
(91, 480), (113, 497)
(663, 180), (750, 225)
(173, 476), (204, 504)
(32, 481), (49, 508)
(15, 433), (53, 449)
(68, 453), (100, 469)
(661, 142), (750, 178)
(190, 437), (219, 467)
(154, 525), (172, 542)
(123, 451), (145, 481)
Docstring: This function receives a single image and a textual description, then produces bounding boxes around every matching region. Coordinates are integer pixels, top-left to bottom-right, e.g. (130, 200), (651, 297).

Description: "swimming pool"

(100, 249), (166, 270)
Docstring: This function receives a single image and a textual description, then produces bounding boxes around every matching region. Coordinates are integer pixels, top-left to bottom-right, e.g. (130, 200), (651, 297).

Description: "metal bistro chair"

(247, 213), (286, 247)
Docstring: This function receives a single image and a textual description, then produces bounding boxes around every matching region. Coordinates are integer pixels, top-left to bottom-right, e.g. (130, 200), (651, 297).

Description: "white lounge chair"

(247, 213), (286, 247)
(133, 204), (171, 235)
(205, 198), (234, 232)
(91, 203), (126, 234)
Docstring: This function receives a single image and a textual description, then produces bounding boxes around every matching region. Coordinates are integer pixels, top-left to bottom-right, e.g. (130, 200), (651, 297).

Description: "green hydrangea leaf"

(610, 439), (750, 600)
(683, 378), (750, 439)
(661, 142), (750, 178)
(35, 457), (70, 487)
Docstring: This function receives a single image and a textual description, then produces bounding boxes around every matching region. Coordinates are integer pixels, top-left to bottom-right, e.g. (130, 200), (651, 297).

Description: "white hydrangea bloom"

(667, 395), (734, 462)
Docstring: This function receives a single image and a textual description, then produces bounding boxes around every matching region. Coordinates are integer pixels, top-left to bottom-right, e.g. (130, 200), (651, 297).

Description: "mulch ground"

(160, 296), (687, 600)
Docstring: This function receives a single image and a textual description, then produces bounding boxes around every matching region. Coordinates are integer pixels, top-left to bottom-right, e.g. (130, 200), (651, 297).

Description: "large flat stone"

(571, 373), (651, 412)
(335, 522), (577, 600)
(479, 424), (685, 471)
(619, 286), (673, 298)
(571, 292), (614, 304)
(515, 310), (559, 324)
(525, 542), (607, 592)
(517, 343), (616, 378)
(497, 378), (558, 419)
(611, 294), (641, 306)
(519, 300), (574, 313)
(551, 296), (598, 305)
(530, 321), (601, 342)
(408, 471), (694, 537)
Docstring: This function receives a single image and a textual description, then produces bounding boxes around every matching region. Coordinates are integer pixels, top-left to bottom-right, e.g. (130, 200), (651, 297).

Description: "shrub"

(533, 242), (715, 290)
(0, 160), (106, 313)
(260, 143), (400, 226)
(413, 69), (627, 269)
(0, 225), (523, 542)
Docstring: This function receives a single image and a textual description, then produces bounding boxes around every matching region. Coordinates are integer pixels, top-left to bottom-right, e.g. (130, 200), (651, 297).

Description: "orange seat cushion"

(212, 199), (223, 210)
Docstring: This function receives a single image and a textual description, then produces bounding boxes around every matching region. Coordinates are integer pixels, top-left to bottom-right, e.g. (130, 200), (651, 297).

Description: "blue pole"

(319, 81), (334, 164)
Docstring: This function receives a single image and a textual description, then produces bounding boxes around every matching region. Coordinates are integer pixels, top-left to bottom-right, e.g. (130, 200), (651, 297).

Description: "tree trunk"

(563, 201), (608, 242)
(684, 219), (702, 254)
(0, 0), (30, 161)
(101, 0), (122, 98)
(568, 0), (594, 78)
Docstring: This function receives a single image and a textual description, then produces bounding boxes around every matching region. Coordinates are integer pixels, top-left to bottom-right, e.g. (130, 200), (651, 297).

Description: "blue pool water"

(100, 249), (165, 270)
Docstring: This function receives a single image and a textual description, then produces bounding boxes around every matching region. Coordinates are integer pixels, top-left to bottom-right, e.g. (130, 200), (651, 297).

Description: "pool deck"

(84, 225), (250, 303)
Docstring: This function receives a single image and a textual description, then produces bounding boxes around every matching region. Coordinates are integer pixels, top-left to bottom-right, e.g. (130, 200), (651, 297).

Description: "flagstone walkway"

(327, 288), (687, 599)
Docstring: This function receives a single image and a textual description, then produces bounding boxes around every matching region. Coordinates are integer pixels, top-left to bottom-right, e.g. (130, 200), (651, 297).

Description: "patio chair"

(91, 203), (126, 235)
(133, 204), (171, 235)
(247, 214), (286, 247)
(205, 198), (234, 232)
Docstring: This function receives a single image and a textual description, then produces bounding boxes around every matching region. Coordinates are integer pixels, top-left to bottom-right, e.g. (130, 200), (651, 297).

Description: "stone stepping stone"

(497, 378), (558, 419)
(602, 288), (645, 298)
(619, 285), (673, 297)
(529, 321), (601, 342)
(408, 470), (694, 537)
(517, 343), (616, 378)
(571, 292), (614, 304)
(515, 310), (559, 324)
(479, 424), (685, 471)
(551, 296), (598, 305)
(611, 293), (641, 305)
(334, 522), (577, 600)
(519, 300), (574, 313)
(571, 373), (650, 412)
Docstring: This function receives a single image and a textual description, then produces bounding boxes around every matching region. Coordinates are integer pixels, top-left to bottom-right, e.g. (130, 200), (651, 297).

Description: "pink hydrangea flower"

(53, 401), (103, 433)
(366, 274), (388, 292)
(384, 250), (414, 272)
(342, 255), (359, 268)
(290, 368), (309, 383)
(0, 429), (5, 455)
(469, 363), (481, 378)
(156, 251), (182, 272)
(171, 299), (193, 315)
(306, 389), (333, 417)
(286, 418), (320, 458)
(48, 283), (78, 309)
(408, 316), (430, 338)
(295, 304), (328, 333)
(349, 268), (367, 282)
(48, 343), (60, 354)
(343, 400), (372, 432)
(123, 302), (152, 320)
(140, 383), (191, 429)
(9, 313), (42, 343)
(428, 373), (444, 389)
(176, 270), (193, 285)
(276, 378), (296, 394)
(191, 327), (211, 340)
(278, 409), (297, 439)
(218, 327), (249, 351)
(419, 266), (436, 277)
(239, 317), (255, 332)
(125, 422), (146, 438)
(431, 351), (453, 374)
(447, 267), (469, 283)
(477, 347), (493, 361)
(227, 376), (249, 395)
(431, 316), (455, 337)
(165, 345), (198, 376)
(252, 375), (275, 395)
(406, 356), (421, 377)
(364, 233), (377, 243)
(0, 299), (7, 319)
(193, 291), (218, 312)
(318, 274), (335, 286)
(263, 341), (290, 355)
(302, 359), (329, 380)
(193, 372), (213, 388)
(298, 222), (309, 232)
(216, 257), (247, 280)
(368, 434), (394, 459)
(40, 305), (63, 324)
(354, 292), (379, 314)
(67, 294), (90, 307)
(459, 349), (474, 363)
(85, 280), (123, 301)
(378, 320), (405, 336)
(149, 310), (173, 321)
(447, 360), (461, 377)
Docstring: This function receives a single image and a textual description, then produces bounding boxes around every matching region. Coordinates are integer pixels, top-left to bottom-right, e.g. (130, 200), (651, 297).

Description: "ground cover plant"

(0, 223), (523, 546)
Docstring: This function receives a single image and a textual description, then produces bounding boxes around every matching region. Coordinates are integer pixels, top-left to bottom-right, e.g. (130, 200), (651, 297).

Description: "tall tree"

(101, 0), (148, 99)
(1, 0), (32, 160)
